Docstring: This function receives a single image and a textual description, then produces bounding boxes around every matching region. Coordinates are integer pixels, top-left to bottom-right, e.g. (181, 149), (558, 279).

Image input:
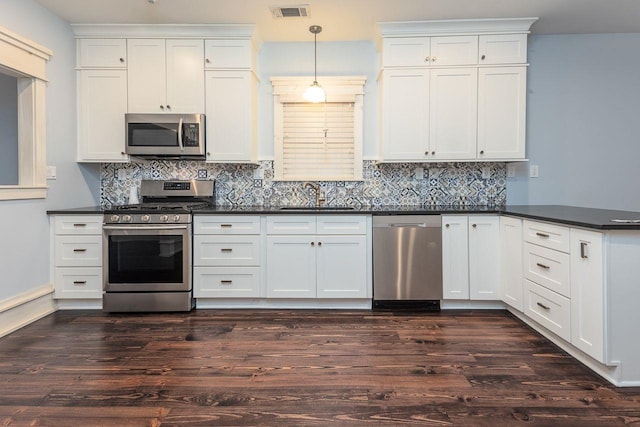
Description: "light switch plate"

(253, 168), (264, 179)
(481, 167), (491, 179)
(530, 165), (539, 178)
(414, 167), (424, 180)
(507, 165), (516, 178)
(46, 165), (56, 180)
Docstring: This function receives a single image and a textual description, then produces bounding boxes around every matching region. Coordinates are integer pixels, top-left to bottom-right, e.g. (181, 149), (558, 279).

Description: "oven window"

(128, 123), (179, 147)
(108, 234), (183, 283)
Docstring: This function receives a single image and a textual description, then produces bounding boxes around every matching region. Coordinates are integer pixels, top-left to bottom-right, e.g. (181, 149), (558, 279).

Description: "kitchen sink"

(279, 206), (355, 210)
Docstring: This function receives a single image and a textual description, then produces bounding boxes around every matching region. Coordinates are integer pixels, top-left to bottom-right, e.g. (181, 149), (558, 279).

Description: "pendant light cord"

(314, 31), (318, 83)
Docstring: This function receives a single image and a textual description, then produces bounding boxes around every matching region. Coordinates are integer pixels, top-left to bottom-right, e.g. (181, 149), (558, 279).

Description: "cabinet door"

(442, 216), (469, 299)
(266, 236), (316, 298)
(77, 70), (128, 162)
(205, 39), (253, 69)
(469, 215), (501, 300)
(380, 69), (429, 161)
(166, 39), (205, 113)
(430, 36), (478, 66)
(382, 37), (429, 67)
(316, 236), (367, 298)
(429, 68), (477, 160)
(500, 216), (523, 311)
(477, 66), (526, 159)
(570, 229), (605, 362)
(478, 34), (528, 64)
(78, 39), (126, 68)
(205, 71), (257, 162)
(127, 39), (166, 113)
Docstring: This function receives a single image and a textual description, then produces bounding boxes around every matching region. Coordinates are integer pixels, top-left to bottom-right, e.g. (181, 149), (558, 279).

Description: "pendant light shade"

(304, 25), (326, 103)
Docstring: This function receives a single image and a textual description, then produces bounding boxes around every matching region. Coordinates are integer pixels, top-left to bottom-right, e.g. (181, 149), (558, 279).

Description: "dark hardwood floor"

(1, 309), (639, 426)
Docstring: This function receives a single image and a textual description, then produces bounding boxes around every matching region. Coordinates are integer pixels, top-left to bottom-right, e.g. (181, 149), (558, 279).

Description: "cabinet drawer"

(317, 216), (368, 235)
(524, 279), (571, 342)
(55, 236), (102, 267)
(54, 267), (102, 299)
(524, 243), (571, 298)
(194, 216), (260, 234)
(194, 235), (261, 266)
(194, 267), (261, 298)
(266, 216), (316, 235)
(524, 220), (570, 253)
(54, 216), (102, 235)
(78, 39), (127, 68)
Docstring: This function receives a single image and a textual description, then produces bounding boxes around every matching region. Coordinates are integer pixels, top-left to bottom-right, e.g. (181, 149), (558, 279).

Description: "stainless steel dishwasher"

(372, 215), (442, 310)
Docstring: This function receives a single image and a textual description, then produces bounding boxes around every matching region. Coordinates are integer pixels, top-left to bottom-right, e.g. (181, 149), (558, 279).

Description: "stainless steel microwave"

(125, 113), (205, 158)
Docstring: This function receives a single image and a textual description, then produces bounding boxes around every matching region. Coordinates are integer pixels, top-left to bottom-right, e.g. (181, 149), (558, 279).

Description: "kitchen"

(2, 0), (640, 424)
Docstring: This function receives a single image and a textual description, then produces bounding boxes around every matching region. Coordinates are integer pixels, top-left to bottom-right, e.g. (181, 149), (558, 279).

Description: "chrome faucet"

(302, 181), (325, 207)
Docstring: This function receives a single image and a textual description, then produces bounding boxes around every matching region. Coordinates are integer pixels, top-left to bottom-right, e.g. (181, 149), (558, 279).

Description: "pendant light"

(303, 25), (326, 103)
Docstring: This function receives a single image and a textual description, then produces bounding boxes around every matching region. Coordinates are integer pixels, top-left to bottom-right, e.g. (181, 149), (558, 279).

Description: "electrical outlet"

(253, 168), (264, 179)
(481, 167), (491, 179)
(507, 165), (516, 178)
(46, 165), (56, 180)
(117, 169), (127, 181)
(529, 165), (539, 178)
(414, 167), (424, 180)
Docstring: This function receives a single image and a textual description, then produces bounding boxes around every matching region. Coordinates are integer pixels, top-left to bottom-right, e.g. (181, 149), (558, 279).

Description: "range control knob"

(159, 215), (169, 223)
(122, 214), (132, 223)
(172, 214), (181, 223)
(140, 214), (151, 223)
(110, 214), (120, 223)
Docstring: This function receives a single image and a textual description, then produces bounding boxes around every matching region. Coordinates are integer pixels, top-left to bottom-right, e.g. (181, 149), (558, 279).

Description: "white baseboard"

(0, 284), (56, 338)
(56, 299), (102, 310)
(196, 298), (372, 310)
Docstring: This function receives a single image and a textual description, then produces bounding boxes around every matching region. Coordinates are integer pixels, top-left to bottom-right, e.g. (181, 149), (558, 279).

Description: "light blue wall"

(0, 0), (100, 302)
(0, 73), (18, 185)
(508, 33), (640, 212)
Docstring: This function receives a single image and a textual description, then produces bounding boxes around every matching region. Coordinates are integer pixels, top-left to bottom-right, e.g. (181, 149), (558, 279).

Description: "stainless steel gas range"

(102, 180), (214, 312)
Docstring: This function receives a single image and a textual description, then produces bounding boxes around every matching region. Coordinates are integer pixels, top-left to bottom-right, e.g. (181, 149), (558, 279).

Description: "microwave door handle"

(177, 118), (184, 151)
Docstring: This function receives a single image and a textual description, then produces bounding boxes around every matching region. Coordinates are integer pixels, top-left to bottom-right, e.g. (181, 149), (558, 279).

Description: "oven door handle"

(103, 225), (189, 231)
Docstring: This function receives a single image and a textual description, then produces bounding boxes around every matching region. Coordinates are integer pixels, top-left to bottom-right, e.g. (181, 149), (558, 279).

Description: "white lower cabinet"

(193, 216), (262, 298)
(266, 216), (369, 299)
(51, 215), (103, 299)
(524, 279), (571, 341)
(500, 216), (523, 311)
(442, 215), (500, 300)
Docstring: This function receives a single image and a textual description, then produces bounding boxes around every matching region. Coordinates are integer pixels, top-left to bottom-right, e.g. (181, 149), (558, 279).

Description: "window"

(0, 25), (52, 200)
(271, 76), (366, 181)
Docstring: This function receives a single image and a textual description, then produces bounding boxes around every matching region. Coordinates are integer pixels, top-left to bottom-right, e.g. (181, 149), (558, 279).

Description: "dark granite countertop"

(46, 204), (640, 230)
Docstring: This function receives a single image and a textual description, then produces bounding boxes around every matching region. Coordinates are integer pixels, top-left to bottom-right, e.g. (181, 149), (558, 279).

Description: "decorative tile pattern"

(100, 160), (506, 208)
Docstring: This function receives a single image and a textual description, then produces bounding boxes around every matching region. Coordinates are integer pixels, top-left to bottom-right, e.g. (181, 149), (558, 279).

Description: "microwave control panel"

(183, 123), (200, 147)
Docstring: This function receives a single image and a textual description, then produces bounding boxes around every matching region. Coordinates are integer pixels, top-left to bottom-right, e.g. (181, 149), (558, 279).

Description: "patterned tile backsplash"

(100, 160), (506, 208)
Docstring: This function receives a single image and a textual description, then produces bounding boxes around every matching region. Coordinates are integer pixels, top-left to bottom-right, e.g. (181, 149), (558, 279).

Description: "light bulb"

(303, 81), (326, 103)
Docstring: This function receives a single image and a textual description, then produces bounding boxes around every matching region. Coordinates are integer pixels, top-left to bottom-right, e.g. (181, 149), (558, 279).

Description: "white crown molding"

(71, 23), (258, 42)
(379, 18), (539, 37)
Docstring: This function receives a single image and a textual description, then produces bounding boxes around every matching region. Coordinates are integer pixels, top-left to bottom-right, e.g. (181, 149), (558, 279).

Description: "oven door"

(103, 224), (191, 293)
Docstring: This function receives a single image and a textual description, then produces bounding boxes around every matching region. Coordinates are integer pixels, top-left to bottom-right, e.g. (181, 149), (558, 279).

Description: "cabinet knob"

(166, 105), (171, 110)
(311, 242), (315, 246)
(206, 58), (211, 63)
(431, 151), (435, 155)
(431, 56), (437, 62)
(160, 105), (165, 110)
(424, 151), (429, 156)
(472, 224), (477, 228)
(207, 152), (211, 156)
(445, 224), (450, 228)
(120, 151), (126, 155)
(481, 54), (486, 60)
(424, 56), (430, 63)
(119, 57), (125, 63)
(318, 242), (322, 246)
(479, 150), (485, 155)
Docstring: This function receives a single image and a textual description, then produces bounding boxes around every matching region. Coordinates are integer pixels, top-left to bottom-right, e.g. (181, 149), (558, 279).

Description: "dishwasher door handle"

(386, 223), (429, 228)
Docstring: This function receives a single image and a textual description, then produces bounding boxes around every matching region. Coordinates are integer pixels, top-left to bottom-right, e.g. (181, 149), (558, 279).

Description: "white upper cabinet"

(478, 34), (528, 64)
(127, 39), (204, 113)
(78, 39), (127, 68)
(205, 39), (254, 69)
(378, 18), (536, 163)
(382, 36), (478, 67)
(477, 66), (526, 159)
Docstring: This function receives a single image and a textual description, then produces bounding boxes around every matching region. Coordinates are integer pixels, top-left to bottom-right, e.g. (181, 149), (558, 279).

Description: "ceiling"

(35, 0), (640, 42)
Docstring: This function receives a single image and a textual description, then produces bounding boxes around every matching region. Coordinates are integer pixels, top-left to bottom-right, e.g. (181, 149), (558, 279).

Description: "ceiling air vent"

(270, 5), (310, 18)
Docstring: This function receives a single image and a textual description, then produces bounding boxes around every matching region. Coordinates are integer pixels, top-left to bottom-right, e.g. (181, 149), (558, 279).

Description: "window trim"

(0, 25), (52, 200)
(271, 76), (366, 181)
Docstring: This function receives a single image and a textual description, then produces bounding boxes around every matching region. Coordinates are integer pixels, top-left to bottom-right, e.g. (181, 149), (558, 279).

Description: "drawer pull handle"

(73, 281), (87, 285)
(220, 280), (233, 285)
(580, 242), (588, 259)
(537, 302), (550, 311)
(73, 223), (87, 227)
(73, 248), (87, 253)
(536, 263), (550, 270)
(536, 232), (550, 238)
(220, 224), (233, 228)
(220, 248), (233, 253)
